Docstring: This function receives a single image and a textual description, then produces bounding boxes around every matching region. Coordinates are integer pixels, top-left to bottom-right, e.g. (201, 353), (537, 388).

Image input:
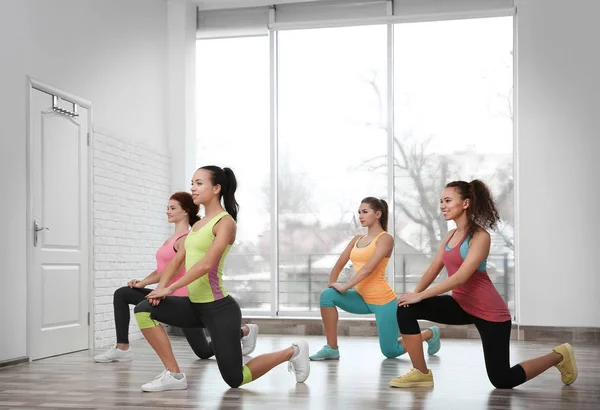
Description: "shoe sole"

(94, 357), (133, 363)
(309, 357), (340, 361)
(562, 343), (578, 385)
(241, 325), (259, 356)
(291, 341), (310, 383)
(389, 381), (434, 388)
(142, 384), (188, 392)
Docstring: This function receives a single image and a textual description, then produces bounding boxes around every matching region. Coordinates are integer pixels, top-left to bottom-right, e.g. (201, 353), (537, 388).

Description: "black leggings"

(397, 295), (527, 389)
(113, 286), (214, 359)
(134, 295), (246, 388)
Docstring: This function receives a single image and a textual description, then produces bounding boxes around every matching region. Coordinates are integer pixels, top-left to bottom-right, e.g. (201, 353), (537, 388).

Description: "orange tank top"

(351, 232), (396, 305)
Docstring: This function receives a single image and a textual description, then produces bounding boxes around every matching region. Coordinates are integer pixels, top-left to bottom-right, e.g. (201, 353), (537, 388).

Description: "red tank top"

(442, 231), (511, 322)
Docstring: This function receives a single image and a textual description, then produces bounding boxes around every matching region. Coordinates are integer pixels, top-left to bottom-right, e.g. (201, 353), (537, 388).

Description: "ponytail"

(360, 197), (389, 231)
(200, 165), (239, 221)
(446, 179), (500, 233)
(222, 167), (239, 222)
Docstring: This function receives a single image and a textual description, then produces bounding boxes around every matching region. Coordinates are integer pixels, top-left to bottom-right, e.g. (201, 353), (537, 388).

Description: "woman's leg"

(200, 296), (310, 387)
(134, 296), (203, 373)
(182, 328), (214, 359)
(317, 289), (371, 350)
(113, 287), (151, 347)
(391, 296), (472, 387)
(474, 319), (576, 388)
(94, 287), (150, 363)
(371, 300), (436, 358)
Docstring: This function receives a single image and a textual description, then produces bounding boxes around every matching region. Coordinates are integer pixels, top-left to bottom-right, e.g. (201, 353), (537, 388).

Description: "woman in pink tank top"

(390, 180), (577, 390)
(93, 192), (260, 364)
(93, 192), (210, 363)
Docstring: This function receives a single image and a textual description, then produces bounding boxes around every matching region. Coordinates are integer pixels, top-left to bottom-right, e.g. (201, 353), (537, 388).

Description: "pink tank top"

(155, 231), (189, 297)
(442, 231), (511, 322)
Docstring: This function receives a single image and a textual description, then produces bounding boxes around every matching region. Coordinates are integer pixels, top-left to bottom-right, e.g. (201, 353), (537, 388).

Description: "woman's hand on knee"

(329, 283), (349, 294)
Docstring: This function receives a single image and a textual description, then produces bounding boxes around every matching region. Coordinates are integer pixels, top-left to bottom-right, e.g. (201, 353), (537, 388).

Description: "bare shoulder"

(215, 215), (236, 231)
(378, 232), (394, 244)
(472, 227), (491, 243)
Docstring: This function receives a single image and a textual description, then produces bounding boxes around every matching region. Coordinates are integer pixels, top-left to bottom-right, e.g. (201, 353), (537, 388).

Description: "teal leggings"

(320, 288), (404, 358)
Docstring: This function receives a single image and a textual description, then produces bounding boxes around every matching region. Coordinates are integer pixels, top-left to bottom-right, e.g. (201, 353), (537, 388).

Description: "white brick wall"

(92, 129), (171, 348)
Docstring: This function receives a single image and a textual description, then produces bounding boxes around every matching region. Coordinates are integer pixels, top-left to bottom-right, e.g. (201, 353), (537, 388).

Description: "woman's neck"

(173, 219), (190, 235)
(203, 199), (225, 219)
(366, 226), (385, 237)
(453, 214), (469, 235)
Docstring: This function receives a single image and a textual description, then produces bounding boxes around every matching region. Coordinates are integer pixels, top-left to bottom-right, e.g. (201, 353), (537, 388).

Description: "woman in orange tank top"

(309, 197), (440, 361)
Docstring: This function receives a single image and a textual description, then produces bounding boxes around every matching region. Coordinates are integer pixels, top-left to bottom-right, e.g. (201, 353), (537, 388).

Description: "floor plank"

(1, 335), (598, 409)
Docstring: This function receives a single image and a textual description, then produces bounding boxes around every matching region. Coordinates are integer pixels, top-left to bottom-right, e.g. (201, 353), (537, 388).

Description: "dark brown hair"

(445, 180), (500, 234)
(199, 165), (239, 221)
(170, 191), (200, 226)
(360, 197), (389, 231)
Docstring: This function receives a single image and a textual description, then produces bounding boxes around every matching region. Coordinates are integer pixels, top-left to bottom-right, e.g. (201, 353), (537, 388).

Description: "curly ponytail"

(446, 179), (500, 234)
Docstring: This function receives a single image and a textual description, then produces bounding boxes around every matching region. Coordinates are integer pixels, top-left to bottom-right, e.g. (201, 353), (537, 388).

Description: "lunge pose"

(136, 166), (309, 391)
(390, 180), (576, 388)
(93, 192), (258, 363)
(310, 197), (440, 361)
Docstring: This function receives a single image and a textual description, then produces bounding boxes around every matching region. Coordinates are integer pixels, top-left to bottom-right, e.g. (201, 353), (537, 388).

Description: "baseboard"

(239, 317), (600, 345)
(0, 356), (29, 368)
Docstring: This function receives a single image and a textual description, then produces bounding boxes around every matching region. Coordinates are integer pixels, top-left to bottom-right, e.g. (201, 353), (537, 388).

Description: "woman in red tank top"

(390, 180), (577, 389)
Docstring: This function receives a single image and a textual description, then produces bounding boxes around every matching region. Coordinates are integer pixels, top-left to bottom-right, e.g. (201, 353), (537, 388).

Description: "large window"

(196, 16), (514, 317)
(392, 17), (515, 313)
(278, 25), (388, 312)
(196, 37), (271, 311)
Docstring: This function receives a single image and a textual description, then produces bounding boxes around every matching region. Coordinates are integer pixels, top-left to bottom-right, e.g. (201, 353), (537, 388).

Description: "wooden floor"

(1, 335), (599, 409)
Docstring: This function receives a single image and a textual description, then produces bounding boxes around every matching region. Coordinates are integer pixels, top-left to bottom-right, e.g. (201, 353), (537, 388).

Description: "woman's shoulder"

(375, 232), (394, 246)
(472, 227), (490, 240)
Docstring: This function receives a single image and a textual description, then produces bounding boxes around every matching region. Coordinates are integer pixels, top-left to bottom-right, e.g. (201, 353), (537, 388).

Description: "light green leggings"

(320, 288), (404, 358)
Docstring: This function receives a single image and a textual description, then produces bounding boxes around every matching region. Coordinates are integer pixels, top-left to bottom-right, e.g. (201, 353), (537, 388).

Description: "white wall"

(516, 0), (600, 327)
(92, 130), (171, 347)
(0, 0), (171, 361)
(168, 0), (198, 191)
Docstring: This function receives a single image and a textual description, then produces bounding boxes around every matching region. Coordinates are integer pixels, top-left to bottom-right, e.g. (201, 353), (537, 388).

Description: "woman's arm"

(127, 270), (158, 288)
(165, 217), (236, 293)
(337, 234), (393, 292)
(398, 230), (490, 306)
(155, 248), (186, 289)
(327, 236), (360, 285)
(412, 230), (454, 293)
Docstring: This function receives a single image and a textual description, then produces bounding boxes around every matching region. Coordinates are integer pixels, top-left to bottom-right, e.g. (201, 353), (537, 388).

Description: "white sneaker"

(141, 370), (188, 392)
(93, 346), (133, 363)
(241, 324), (259, 356)
(288, 341), (310, 383)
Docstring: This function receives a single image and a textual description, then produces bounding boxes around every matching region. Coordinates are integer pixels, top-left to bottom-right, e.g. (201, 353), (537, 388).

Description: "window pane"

(393, 17), (515, 315)
(196, 37), (271, 312)
(278, 25), (388, 314)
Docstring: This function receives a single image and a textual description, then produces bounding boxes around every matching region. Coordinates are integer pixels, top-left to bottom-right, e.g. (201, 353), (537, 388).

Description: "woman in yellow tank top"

(132, 166), (310, 391)
(310, 197), (441, 361)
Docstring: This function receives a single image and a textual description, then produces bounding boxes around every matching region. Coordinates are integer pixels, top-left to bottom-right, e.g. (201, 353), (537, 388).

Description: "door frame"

(26, 77), (95, 360)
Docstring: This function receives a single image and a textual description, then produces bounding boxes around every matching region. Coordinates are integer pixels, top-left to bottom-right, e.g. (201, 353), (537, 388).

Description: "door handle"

(33, 220), (49, 247)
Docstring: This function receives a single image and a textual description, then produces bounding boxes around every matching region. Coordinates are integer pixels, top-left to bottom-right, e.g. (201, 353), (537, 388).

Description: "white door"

(28, 87), (90, 360)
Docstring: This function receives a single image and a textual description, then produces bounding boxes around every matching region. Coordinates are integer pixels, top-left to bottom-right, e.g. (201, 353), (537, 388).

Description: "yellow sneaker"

(389, 368), (434, 388)
(553, 343), (578, 385)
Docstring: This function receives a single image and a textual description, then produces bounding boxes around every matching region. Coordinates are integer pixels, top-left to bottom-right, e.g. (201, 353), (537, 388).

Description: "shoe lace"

(402, 368), (420, 379)
(288, 361), (295, 374)
(153, 370), (168, 381)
